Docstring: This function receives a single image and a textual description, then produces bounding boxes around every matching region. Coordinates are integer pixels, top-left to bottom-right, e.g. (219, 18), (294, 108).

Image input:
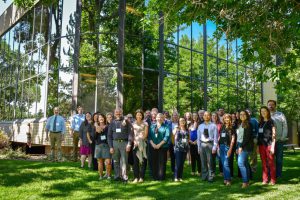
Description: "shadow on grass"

(0, 151), (299, 199)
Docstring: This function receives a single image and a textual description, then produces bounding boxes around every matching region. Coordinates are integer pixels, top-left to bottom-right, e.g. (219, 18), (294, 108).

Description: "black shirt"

(219, 125), (235, 147)
(95, 126), (108, 145)
(79, 122), (95, 146)
(258, 119), (275, 146)
(108, 117), (134, 148)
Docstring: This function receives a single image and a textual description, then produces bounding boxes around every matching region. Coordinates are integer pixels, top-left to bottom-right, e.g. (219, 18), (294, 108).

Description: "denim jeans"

(275, 141), (284, 178)
(238, 150), (250, 183)
(219, 144), (231, 181)
(175, 151), (187, 179)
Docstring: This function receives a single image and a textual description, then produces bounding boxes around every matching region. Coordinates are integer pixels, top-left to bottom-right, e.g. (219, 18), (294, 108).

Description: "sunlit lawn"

(0, 151), (299, 200)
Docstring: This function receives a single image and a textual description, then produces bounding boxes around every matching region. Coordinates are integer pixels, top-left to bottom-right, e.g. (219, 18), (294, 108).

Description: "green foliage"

(0, 147), (29, 160)
(0, 131), (10, 149)
(10, 0), (297, 120)
(146, 0), (299, 119)
(13, 0), (53, 9)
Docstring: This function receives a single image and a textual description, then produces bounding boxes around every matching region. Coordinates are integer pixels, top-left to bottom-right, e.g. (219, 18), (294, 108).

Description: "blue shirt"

(71, 114), (85, 132)
(190, 125), (198, 142)
(46, 115), (66, 134)
(197, 122), (218, 152)
(249, 118), (259, 138)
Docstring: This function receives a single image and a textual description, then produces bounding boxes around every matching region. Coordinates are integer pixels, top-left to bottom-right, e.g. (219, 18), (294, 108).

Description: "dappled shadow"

(0, 160), (78, 187)
(0, 152), (299, 199)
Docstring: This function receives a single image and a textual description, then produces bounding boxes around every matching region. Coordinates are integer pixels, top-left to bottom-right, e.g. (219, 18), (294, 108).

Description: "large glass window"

(0, 0), (262, 121)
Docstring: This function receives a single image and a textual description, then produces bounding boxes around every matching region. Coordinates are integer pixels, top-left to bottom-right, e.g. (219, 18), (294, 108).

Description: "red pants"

(259, 145), (276, 183)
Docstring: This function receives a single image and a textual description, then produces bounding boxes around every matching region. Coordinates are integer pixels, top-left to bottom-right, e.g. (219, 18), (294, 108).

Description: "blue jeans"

(275, 141), (284, 177)
(175, 151), (187, 179)
(238, 150), (250, 183)
(220, 144), (231, 181)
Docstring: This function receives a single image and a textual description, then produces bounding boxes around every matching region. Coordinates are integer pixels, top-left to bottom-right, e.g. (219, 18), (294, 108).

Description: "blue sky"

(0, 0), (13, 16)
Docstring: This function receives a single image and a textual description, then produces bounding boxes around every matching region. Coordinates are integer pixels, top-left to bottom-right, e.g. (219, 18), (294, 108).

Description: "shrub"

(0, 131), (10, 150)
(2, 147), (29, 160)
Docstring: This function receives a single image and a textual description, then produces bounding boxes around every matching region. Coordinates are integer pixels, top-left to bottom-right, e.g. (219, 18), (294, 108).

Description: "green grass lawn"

(0, 151), (299, 200)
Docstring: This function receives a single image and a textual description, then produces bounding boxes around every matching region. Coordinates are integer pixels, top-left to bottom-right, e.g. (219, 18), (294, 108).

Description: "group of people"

(45, 99), (287, 188)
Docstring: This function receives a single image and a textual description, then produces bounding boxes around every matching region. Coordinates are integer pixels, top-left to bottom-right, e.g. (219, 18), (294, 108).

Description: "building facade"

(0, 0), (265, 146)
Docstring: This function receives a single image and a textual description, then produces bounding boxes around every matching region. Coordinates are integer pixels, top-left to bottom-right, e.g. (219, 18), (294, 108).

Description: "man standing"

(45, 107), (66, 161)
(218, 108), (225, 123)
(108, 108), (134, 182)
(197, 111), (218, 182)
(268, 100), (288, 178)
(70, 106), (85, 161)
(246, 109), (259, 175)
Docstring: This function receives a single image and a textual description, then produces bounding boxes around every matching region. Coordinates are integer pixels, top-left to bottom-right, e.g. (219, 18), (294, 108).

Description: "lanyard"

(260, 121), (268, 129)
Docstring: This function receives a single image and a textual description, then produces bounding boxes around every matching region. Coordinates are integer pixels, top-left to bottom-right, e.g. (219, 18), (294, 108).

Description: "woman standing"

(236, 110), (253, 188)
(212, 112), (223, 176)
(132, 109), (149, 183)
(169, 111), (179, 173)
(174, 118), (189, 181)
(184, 112), (193, 128)
(258, 106), (276, 185)
(219, 114), (236, 185)
(94, 114), (111, 180)
(79, 112), (94, 169)
(184, 112), (192, 166)
(189, 113), (201, 176)
(149, 113), (170, 181)
(106, 112), (113, 125)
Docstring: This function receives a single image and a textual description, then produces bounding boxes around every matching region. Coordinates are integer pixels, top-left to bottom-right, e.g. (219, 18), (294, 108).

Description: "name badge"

(116, 128), (121, 133)
(204, 128), (209, 138)
(236, 129), (239, 134)
(56, 123), (60, 126)
(101, 135), (106, 140)
(221, 132), (226, 137)
(182, 138), (187, 143)
(155, 133), (158, 138)
(259, 128), (263, 133)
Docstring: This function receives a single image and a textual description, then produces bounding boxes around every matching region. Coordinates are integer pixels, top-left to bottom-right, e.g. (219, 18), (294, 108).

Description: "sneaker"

(179, 178), (183, 182)
(99, 176), (103, 180)
(138, 178), (144, 183)
(191, 172), (195, 176)
(226, 181), (231, 186)
(242, 183), (249, 188)
(132, 178), (138, 183)
(174, 178), (179, 182)
(262, 181), (268, 185)
(107, 176), (111, 180)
